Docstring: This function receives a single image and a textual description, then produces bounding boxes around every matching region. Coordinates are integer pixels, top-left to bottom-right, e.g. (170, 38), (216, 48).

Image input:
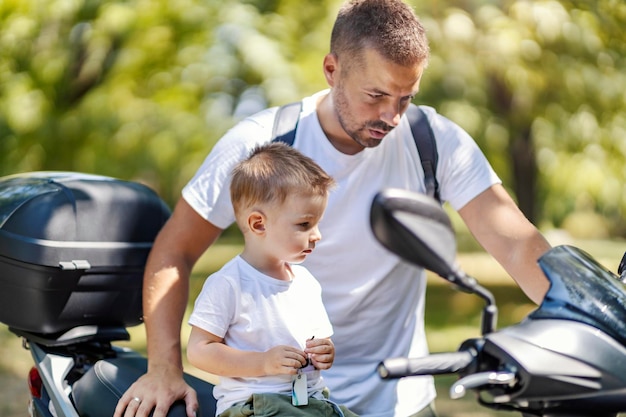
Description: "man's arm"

(115, 198), (223, 417)
(458, 184), (551, 304)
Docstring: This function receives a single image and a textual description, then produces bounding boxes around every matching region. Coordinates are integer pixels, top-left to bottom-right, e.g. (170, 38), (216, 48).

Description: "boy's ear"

(247, 211), (266, 235)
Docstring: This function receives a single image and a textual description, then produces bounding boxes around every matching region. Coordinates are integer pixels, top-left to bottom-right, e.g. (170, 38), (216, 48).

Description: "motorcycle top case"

(0, 172), (171, 335)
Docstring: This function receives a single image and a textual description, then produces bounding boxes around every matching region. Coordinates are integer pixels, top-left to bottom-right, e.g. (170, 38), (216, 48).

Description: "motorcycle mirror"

(370, 188), (498, 334)
(370, 188), (457, 278)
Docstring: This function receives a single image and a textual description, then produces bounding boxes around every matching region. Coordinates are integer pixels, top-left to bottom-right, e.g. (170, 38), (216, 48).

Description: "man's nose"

(380, 102), (402, 127)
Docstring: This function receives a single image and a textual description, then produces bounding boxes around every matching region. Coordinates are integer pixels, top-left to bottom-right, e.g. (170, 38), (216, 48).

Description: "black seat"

(72, 353), (217, 417)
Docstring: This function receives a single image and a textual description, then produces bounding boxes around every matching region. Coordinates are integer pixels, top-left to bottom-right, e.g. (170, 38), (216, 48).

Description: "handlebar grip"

(378, 350), (475, 379)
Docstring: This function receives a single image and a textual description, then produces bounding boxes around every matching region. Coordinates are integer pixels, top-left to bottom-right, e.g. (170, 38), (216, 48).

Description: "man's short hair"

(330, 0), (429, 68)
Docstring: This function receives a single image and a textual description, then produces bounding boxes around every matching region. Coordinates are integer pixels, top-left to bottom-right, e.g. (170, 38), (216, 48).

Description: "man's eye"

(367, 93), (382, 99)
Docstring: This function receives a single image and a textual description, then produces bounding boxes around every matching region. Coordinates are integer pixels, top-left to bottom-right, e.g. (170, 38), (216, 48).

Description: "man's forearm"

(143, 261), (192, 371)
(459, 185), (551, 305)
(505, 232), (551, 304)
(141, 198), (224, 371)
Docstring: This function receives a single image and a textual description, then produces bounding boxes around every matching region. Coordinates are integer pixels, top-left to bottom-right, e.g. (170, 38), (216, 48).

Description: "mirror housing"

(370, 188), (458, 278)
(370, 188), (498, 334)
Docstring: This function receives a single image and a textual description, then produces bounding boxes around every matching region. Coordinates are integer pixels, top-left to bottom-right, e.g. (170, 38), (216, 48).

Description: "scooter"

(3, 173), (625, 417)
(0, 172), (217, 417)
(370, 188), (626, 417)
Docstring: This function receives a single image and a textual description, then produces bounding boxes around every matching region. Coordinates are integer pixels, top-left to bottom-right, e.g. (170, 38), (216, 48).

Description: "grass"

(1, 236), (624, 417)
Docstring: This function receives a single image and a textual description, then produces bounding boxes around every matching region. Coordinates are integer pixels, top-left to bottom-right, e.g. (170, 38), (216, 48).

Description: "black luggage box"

(0, 172), (170, 335)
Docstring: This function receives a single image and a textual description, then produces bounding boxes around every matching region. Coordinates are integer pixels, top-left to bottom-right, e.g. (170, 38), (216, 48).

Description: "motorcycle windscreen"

(531, 245), (626, 347)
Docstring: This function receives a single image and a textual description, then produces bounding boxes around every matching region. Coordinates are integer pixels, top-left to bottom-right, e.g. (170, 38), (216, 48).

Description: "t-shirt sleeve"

(182, 108), (277, 229)
(426, 108), (501, 210)
(188, 273), (238, 338)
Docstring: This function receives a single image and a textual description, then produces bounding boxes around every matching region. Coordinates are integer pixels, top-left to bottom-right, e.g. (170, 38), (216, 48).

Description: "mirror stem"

(473, 282), (497, 335)
(446, 270), (497, 335)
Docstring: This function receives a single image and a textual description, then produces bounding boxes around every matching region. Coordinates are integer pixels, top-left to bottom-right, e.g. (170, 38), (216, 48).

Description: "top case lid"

(0, 171), (171, 267)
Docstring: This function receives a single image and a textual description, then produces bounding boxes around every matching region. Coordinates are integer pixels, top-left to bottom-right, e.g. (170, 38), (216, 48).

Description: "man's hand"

(305, 337), (334, 370)
(114, 365), (198, 417)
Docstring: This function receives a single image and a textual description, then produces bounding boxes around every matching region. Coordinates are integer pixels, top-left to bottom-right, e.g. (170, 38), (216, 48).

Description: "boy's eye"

(298, 222), (310, 228)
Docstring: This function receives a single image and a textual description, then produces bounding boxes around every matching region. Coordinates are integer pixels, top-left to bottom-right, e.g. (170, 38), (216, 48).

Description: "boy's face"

(262, 193), (328, 265)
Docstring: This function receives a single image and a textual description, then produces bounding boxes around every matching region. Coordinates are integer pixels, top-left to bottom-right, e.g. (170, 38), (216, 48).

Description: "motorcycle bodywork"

(371, 188), (626, 417)
(4, 176), (626, 417)
(472, 245), (626, 416)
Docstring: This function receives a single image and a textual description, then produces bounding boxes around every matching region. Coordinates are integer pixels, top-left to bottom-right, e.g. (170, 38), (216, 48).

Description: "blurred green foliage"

(415, 0), (626, 237)
(0, 0), (334, 204)
(1, 0), (625, 237)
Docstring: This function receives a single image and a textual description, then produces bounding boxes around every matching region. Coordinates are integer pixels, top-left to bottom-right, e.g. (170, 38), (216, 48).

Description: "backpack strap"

(406, 104), (441, 203)
(271, 101), (441, 203)
(271, 101), (302, 146)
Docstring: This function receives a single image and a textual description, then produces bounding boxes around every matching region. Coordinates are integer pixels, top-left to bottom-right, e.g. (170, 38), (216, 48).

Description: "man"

(116, 1), (551, 416)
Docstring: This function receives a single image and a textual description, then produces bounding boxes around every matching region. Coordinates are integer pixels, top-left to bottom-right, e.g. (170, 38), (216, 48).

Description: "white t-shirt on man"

(183, 90), (500, 417)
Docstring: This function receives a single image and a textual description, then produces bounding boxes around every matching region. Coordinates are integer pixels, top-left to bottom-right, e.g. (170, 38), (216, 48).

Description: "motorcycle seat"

(72, 352), (217, 417)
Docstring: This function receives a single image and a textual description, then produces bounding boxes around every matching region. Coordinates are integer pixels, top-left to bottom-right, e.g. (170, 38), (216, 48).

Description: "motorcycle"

(0, 172), (217, 417)
(3, 172), (626, 417)
(370, 187), (626, 417)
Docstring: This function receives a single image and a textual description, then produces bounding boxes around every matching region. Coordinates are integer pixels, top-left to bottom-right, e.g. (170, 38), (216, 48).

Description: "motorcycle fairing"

(531, 245), (626, 347)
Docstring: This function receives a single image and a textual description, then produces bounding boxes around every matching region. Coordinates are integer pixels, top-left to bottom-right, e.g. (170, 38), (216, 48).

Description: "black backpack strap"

(406, 104), (441, 203)
(271, 101), (440, 203)
(271, 101), (302, 146)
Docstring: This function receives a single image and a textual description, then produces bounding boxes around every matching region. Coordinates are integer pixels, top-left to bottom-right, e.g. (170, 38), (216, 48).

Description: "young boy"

(187, 142), (357, 417)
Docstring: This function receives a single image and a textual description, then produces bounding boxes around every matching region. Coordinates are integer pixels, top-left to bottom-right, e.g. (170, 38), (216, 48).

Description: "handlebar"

(378, 350), (476, 379)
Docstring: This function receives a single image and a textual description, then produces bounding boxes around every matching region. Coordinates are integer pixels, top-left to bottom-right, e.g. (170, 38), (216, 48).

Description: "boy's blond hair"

(230, 142), (335, 217)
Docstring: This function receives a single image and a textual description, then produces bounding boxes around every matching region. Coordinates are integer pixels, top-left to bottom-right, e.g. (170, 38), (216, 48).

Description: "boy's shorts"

(219, 392), (358, 417)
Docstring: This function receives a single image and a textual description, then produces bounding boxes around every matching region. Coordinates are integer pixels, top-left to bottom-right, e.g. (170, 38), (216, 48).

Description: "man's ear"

(247, 211), (266, 235)
(323, 53), (339, 87)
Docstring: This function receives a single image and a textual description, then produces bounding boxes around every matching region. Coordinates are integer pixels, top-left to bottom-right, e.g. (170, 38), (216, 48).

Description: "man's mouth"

(369, 128), (388, 140)
(367, 122), (393, 140)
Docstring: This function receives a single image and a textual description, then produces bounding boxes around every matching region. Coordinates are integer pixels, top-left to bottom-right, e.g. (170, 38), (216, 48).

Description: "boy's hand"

(305, 337), (334, 370)
(263, 345), (307, 375)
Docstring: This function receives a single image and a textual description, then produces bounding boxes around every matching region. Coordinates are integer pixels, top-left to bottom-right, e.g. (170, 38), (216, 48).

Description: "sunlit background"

(1, 0), (626, 416)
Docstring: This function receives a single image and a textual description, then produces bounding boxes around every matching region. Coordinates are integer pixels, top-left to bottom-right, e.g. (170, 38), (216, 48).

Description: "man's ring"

(133, 397), (142, 404)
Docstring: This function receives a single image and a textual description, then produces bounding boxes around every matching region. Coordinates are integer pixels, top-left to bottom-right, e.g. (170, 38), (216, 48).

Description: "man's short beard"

(333, 84), (383, 148)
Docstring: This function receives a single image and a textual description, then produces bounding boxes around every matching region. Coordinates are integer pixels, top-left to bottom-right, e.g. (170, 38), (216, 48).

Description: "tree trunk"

(488, 74), (538, 223)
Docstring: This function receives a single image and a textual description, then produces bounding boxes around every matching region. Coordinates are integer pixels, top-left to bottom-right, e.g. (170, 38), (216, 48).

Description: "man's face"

(330, 48), (424, 149)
